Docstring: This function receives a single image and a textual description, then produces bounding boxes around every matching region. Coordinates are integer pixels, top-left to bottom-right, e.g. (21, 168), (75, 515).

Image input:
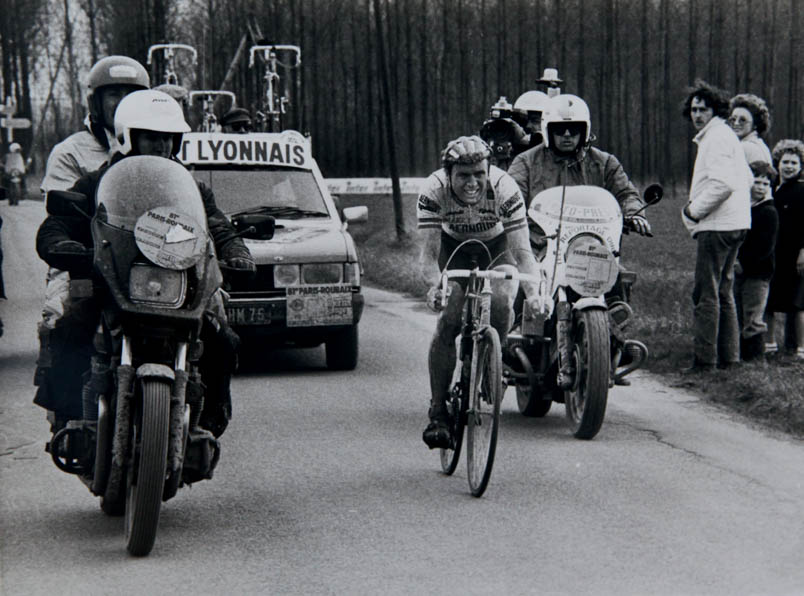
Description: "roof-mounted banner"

(180, 130), (311, 169)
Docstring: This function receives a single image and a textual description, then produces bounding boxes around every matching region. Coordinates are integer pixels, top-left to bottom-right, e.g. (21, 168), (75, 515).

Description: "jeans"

(692, 230), (746, 365)
(734, 274), (770, 338)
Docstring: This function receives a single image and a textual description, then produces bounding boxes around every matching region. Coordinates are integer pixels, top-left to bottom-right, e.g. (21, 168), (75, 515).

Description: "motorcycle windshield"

(527, 185), (621, 238)
(96, 156), (209, 234)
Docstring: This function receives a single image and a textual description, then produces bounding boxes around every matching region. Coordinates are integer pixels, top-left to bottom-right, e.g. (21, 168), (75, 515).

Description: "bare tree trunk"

(372, 0), (406, 239)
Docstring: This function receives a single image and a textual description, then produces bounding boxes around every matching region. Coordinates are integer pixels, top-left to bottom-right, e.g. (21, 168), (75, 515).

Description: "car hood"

(244, 222), (352, 264)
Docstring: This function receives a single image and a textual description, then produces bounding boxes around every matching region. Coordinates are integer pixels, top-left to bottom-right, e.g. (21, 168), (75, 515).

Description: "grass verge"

(341, 189), (804, 438)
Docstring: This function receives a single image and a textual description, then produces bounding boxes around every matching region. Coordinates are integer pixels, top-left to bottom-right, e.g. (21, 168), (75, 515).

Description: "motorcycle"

(44, 156), (265, 556)
(503, 183), (663, 439)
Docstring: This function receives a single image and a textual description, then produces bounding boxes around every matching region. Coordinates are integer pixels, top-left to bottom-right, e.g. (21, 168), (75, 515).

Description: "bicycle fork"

(467, 279), (493, 423)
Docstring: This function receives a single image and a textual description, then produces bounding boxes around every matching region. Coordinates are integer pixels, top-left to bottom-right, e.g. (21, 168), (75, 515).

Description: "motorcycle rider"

(508, 94), (651, 385)
(36, 89), (255, 438)
(418, 135), (543, 449)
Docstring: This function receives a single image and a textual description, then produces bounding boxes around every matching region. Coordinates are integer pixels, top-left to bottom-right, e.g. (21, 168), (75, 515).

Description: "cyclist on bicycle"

(418, 135), (543, 449)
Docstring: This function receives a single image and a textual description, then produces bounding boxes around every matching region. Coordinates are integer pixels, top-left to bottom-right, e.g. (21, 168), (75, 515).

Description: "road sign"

(1, 117), (31, 128)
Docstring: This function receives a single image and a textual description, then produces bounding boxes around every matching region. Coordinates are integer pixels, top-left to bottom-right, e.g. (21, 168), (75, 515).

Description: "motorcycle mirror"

(643, 183), (664, 206)
(46, 190), (91, 217)
(231, 213), (276, 240)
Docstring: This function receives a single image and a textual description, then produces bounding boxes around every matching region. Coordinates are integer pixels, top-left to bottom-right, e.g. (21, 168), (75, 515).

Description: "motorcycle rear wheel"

(466, 327), (502, 497)
(564, 309), (610, 440)
(125, 379), (170, 556)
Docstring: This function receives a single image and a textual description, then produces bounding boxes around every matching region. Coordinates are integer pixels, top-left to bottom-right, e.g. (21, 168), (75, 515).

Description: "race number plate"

(564, 238), (618, 296)
(134, 207), (205, 270)
(286, 285), (353, 327)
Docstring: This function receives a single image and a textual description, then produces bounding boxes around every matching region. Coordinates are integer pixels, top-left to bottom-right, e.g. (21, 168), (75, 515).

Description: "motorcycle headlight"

(274, 264), (300, 287)
(302, 263), (342, 284)
(129, 264), (187, 308)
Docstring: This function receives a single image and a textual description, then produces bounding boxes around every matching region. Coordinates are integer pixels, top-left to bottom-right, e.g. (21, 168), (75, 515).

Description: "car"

(180, 129), (367, 370)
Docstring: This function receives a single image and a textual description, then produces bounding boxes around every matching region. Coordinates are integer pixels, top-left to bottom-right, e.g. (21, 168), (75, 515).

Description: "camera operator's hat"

(536, 68), (563, 86)
(221, 107), (252, 126)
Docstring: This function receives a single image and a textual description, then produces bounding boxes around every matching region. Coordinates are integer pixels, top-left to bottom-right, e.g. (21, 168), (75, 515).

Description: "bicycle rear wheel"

(466, 327), (502, 497)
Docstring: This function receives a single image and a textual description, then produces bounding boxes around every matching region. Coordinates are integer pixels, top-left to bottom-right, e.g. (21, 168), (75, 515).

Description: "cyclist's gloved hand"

(629, 215), (651, 236)
(224, 256), (256, 273)
(426, 286), (451, 312)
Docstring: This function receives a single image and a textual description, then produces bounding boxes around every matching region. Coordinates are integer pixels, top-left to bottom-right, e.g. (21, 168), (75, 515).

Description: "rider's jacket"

(508, 144), (644, 217)
(3, 152), (25, 175)
(37, 152), (252, 266)
(40, 115), (118, 194)
(416, 165), (527, 242)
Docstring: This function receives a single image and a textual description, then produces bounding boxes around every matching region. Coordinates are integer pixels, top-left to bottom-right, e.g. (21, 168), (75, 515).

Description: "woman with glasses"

(728, 93), (772, 167)
(765, 139), (804, 360)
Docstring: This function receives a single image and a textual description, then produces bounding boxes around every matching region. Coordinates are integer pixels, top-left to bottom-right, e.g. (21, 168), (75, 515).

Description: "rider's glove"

(629, 215), (651, 236)
(426, 286), (450, 312)
(50, 240), (87, 255)
(224, 256), (256, 273)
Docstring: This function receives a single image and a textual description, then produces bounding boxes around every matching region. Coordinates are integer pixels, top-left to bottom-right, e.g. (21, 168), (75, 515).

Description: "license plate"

(226, 304), (278, 326)
(286, 286), (353, 327)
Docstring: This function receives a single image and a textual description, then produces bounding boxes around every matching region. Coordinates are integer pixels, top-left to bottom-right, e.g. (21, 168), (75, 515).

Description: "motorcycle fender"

(135, 363), (175, 381)
(572, 296), (607, 312)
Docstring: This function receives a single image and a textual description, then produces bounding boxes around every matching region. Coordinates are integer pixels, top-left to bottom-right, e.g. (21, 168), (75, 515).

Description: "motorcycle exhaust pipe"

(613, 339), (648, 383)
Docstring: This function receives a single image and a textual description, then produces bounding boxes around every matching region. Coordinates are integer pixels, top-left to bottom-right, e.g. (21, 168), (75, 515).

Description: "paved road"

(1, 200), (803, 595)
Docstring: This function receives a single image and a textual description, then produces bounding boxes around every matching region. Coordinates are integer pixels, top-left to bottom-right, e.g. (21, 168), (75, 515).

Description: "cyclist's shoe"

(422, 404), (452, 449)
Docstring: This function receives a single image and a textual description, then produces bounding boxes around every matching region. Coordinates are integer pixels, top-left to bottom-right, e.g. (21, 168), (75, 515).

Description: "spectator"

(220, 107), (253, 134)
(680, 79), (753, 372)
(765, 139), (804, 359)
(734, 161), (779, 360)
(728, 93), (773, 165)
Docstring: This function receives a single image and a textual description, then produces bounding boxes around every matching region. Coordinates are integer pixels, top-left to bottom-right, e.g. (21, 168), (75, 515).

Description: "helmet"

(440, 135), (492, 169)
(153, 83), (189, 108)
(114, 90), (190, 156)
(8, 143), (21, 153)
(87, 56), (150, 127)
(513, 90), (550, 116)
(541, 94), (591, 151)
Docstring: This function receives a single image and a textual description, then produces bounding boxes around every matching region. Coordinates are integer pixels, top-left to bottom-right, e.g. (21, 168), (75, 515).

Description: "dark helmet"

(87, 56), (150, 128)
(221, 107), (252, 127)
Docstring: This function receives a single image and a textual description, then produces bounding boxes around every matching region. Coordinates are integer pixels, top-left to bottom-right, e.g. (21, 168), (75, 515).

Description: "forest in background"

(1, 0), (802, 183)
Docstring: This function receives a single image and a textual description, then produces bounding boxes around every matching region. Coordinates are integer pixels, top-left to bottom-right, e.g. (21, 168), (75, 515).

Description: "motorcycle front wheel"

(466, 327), (502, 497)
(564, 309), (610, 440)
(125, 379), (171, 556)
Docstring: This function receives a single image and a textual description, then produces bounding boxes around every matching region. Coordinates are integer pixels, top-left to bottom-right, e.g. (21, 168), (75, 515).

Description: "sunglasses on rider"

(551, 122), (585, 137)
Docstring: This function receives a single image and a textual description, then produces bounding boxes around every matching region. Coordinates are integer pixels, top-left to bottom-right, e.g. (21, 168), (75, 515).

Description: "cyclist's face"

(450, 161), (488, 204)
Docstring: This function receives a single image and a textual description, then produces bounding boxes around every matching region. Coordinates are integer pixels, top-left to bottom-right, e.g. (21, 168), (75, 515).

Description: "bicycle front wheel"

(466, 326), (502, 497)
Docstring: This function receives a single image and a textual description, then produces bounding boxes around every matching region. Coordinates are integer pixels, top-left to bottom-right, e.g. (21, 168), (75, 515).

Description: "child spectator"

(735, 161), (779, 360)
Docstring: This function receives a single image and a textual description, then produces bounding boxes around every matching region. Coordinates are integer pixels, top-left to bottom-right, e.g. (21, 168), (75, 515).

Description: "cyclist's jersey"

(416, 165), (527, 242)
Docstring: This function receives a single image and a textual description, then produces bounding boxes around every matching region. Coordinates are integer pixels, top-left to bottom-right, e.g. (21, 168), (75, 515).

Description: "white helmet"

(513, 90), (550, 116)
(541, 94), (591, 151)
(114, 89), (190, 155)
(8, 142), (21, 153)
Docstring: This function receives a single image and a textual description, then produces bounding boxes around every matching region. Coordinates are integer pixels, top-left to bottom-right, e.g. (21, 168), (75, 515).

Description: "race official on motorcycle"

(417, 135), (542, 449)
(512, 90), (550, 150)
(508, 93), (651, 250)
(35, 89), (255, 438)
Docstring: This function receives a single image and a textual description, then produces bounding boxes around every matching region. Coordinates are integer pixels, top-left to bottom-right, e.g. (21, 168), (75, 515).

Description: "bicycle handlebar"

(441, 269), (543, 284)
(248, 45), (302, 68)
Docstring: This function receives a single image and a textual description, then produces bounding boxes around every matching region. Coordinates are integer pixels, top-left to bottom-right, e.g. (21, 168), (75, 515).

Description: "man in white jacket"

(681, 79), (752, 372)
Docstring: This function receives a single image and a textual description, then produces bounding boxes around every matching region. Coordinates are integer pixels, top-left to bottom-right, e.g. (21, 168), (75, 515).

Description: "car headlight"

(274, 264), (300, 287)
(344, 262), (360, 285)
(302, 263), (342, 284)
(129, 264), (187, 308)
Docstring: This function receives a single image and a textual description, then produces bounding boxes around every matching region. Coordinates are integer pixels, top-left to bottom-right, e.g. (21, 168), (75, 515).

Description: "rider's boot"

(422, 401), (452, 449)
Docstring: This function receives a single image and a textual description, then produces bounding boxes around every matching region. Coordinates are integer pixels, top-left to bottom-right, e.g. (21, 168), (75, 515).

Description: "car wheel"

(326, 325), (358, 370)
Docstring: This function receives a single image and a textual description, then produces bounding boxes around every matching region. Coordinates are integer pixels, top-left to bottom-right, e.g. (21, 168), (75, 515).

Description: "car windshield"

(190, 166), (331, 218)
